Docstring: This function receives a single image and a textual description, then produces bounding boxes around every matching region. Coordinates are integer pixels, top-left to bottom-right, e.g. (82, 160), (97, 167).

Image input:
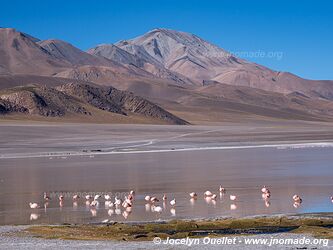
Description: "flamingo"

(230, 195), (237, 201)
(129, 190), (135, 195)
(127, 194), (134, 201)
(114, 197), (122, 206)
(331, 196), (333, 202)
(144, 195), (151, 202)
(163, 194), (167, 201)
(90, 200), (99, 207)
(152, 205), (162, 213)
(85, 195), (93, 200)
(170, 198), (176, 206)
(72, 194), (80, 200)
(29, 202), (39, 209)
(125, 206), (132, 213)
(211, 194), (217, 199)
(204, 191), (213, 197)
(219, 186), (226, 193)
(262, 192), (271, 200)
(189, 192), (197, 198)
(150, 197), (159, 203)
(170, 208), (176, 216)
(94, 194), (102, 200)
(43, 192), (51, 201)
(122, 199), (132, 208)
(261, 186), (269, 193)
(104, 194), (111, 200)
(293, 194), (302, 203)
(59, 195), (64, 201)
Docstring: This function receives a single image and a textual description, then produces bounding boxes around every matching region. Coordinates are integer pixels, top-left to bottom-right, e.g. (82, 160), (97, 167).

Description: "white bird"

(85, 195), (93, 200)
(90, 200), (99, 207)
(211, 194), (217, 199)
(262, 192), (271, 200)
(219, 186), (226, 193)
(104, 194), (111, 200)
(114, 197), (122, 206)
(43, 192), (51, 201)
(29, 202), (39, 209)
(292, 194), (302, 203)
(189, 192), (197, 198)
(122, 200), (132, 208)
(230, 195), (237, 201)
(72, 194), (80, 200)
(94, 194), (102, 200)
(204, 191), (213, 197)
(144, 195), (151, 202)
(150, 197), (159, 203)
(261, 186), (268, 193)
(153, 205), (163, 213)
(170, 198), (176, 206)
(59, 195), (64, 201)
(105, 200), (112, 208)
(125, 206), (132, 212)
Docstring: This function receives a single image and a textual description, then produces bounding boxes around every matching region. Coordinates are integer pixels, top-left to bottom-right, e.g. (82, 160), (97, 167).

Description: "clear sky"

(1, 0), (332, 80)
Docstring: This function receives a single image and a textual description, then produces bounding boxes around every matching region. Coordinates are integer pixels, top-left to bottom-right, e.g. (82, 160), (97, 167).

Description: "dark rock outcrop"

(0, 83), (189, 124)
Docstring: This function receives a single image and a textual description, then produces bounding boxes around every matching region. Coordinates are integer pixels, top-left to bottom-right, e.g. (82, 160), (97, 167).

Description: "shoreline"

(1, 140), (333, 160)
(1, 213), (332, 244)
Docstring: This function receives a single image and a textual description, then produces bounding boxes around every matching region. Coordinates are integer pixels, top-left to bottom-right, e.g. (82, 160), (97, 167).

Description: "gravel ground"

(0, 226), (331, 249)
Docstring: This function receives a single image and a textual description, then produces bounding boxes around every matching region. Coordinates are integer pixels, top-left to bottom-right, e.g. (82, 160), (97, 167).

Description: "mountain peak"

(114, 28), (237, 82)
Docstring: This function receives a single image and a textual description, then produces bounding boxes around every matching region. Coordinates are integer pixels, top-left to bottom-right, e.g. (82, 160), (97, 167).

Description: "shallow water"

(0, 144), (333, 225)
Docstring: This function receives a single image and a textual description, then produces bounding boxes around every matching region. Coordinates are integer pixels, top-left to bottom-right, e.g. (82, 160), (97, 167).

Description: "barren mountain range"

(1, 27), (333, 124)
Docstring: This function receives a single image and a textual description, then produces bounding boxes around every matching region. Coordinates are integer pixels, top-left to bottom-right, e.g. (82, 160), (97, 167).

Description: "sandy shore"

(1, 214), (332, 249)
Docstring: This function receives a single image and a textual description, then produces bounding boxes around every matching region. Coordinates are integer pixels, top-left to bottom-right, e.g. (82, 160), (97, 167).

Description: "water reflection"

(1, 147), (333, 224)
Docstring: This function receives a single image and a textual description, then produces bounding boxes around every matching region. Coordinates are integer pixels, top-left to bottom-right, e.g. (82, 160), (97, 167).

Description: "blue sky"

(1, 0), (332, 80)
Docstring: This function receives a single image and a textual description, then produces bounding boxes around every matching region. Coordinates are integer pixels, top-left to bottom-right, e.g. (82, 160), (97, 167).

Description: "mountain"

(111, 28), (333, 99)
(38, 39), (116, 66)
(0, 28), (70, 75)
(0, 28), (152, 80)
(0, 82), (188, 124)
(88, 43), (194, 84)
(1, 27), (333, 124)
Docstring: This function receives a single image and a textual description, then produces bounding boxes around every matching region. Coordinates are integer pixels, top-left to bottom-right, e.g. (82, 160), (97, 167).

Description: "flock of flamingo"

(28, 185), (333, 220)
